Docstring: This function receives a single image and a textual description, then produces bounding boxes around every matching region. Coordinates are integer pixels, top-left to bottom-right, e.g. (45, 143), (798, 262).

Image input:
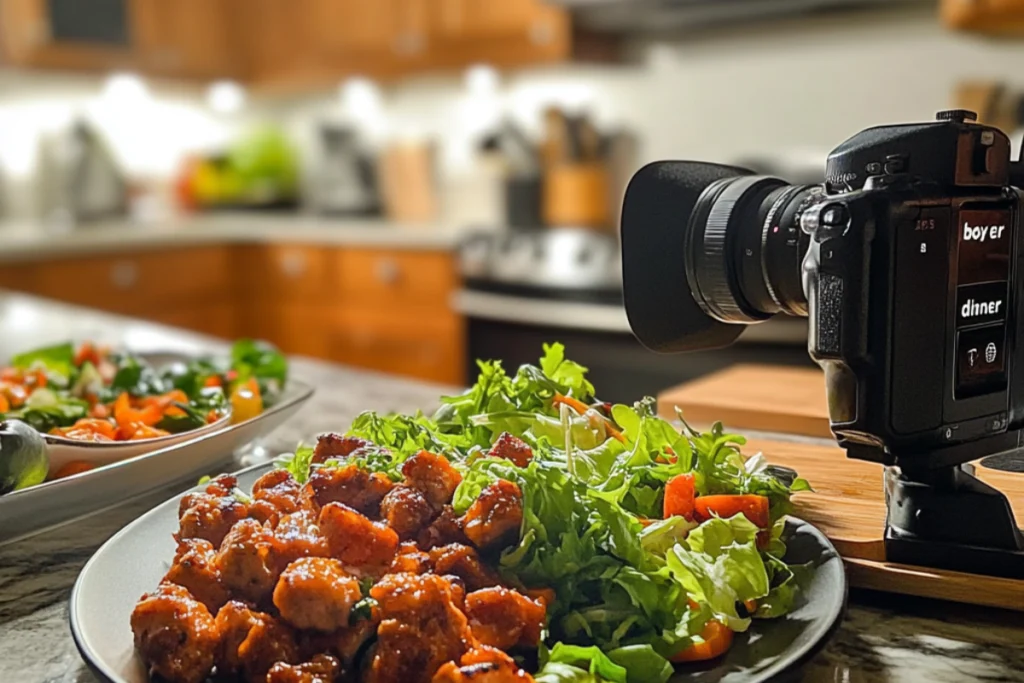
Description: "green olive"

(0, 419), (48, 495)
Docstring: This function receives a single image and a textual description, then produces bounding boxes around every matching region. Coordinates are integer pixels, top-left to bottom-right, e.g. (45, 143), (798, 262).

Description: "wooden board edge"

(844, 557), (1024, 611)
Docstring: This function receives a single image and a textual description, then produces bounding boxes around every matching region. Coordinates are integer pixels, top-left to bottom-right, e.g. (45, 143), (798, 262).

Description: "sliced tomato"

(74, 342), (100, 367)
(693, 494), (770, 529)
(664, 473), (696, 520)
(672, 620), (733, 663)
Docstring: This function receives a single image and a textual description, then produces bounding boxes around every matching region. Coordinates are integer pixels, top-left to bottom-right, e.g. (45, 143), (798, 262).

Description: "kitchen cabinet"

(133, 0), (242, 79)
(429, 0), (570, 68)
(0, 0), (138, 72)
(941, 0), (1024, 33)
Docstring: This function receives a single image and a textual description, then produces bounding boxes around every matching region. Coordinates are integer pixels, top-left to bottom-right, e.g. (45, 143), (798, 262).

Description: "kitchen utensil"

(659, 364), (1024, 610)
(378, 142), (438, 224)
(36, 120), (127, 226)
(0, 376), (314, 545)
(69, 460), (846, 683)
(543, 162), (611, 228)
(309, 124), (380, 216)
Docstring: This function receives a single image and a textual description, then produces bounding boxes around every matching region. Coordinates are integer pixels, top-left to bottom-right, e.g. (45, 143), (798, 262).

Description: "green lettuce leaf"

(12, 342), (75, 385)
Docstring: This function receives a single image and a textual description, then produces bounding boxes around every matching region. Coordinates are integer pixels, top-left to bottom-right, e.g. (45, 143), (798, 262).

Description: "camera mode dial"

(935, 109), (978, 123)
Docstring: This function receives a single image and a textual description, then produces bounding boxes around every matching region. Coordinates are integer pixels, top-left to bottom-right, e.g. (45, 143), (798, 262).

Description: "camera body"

(801, 111), (1024, 466)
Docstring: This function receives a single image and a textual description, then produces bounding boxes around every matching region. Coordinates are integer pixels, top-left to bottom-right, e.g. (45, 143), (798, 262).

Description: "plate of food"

(70, 343), (844, 683)
(0, 339), (314, 544)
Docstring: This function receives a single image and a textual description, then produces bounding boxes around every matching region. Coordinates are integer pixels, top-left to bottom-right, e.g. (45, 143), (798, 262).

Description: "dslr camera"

(621, 110), (1024, 576)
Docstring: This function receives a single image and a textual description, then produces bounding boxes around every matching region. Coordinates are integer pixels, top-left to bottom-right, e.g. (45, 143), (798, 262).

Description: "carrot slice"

(664, 473), (696, 520)
(672, 620), (733, 662)
(693, 495), (770, 529)
(553, 393), (627, 443)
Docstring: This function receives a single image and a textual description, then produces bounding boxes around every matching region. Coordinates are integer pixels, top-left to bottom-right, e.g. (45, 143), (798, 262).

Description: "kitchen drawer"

(334, 248), (458, 310)
(237, 244), (336, 301)
(0, 263), (38, 293)
(327, 306), (464, 385)
(237, 302), (331, 360)
(147, 301), (238, 339)
(34, 247), (233, 312)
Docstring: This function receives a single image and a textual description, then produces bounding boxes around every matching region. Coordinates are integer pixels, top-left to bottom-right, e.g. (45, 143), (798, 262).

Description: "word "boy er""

(964, 222), (1006, 242)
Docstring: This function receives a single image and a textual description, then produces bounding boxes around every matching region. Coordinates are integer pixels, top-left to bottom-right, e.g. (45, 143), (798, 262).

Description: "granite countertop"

(0, 213), (462, 263)
(0, 294), (1022, 682)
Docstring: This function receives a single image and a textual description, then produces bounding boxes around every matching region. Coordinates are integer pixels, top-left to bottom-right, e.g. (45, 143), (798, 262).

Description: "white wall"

(4, 6), (1024, 218)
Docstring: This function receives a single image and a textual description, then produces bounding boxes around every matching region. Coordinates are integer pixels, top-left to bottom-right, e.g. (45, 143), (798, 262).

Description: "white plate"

(0, 379), (313, 545)
(69, 463), (846, 683)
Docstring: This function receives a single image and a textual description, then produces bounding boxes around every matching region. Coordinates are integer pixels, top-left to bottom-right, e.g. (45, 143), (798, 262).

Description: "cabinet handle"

(393, 33), (425, 56)
(279, 252), (308, 279)
(110, 261), (139, 289)
(375, 258), (401, 285)
(529, 21), (554, 45)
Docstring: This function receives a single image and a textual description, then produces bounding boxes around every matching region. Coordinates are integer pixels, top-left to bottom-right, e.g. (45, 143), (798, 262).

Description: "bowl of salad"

(0, 338), (289, 484)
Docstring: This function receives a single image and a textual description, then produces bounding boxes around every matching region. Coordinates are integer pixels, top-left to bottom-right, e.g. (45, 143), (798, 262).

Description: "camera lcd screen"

(954, 208), (1012, 399)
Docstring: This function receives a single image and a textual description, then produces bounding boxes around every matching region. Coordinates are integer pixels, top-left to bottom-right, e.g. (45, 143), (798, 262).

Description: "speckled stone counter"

(0, 294), (1022, 682)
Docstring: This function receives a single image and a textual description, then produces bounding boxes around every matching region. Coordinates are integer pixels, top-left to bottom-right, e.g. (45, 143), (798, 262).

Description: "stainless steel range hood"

(552, 0), (929, 33)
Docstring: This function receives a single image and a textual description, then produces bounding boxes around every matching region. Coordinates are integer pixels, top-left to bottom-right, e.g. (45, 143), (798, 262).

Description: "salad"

(132, 343), (811, 683)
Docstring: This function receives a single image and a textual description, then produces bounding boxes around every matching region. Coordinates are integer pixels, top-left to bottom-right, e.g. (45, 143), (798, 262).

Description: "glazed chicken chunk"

(214, 601), (300, 683)
(267, 653), (342, 683)
(464, 587), (546, 651)
(130, 583), (218, 683)
(432, 646), (535, 683)
(215, 518), (280, 603)
(162, 537), (229, 613)
(429, 544), (502, 591)
(304, 464), (394, 516)
(312, 433), (372, 463)
(401, 451), (463, 510)
(417, 505), (468, 550)
(318, 501), (399, 573)
(177, 492), (249, 548)
(463, 480), (523, 550)
(366, 573), (474, 683)
(252, 469), (305, 516)
(487, 433), (533, 468)
(390, 541), (432, 574)
(272, 509), (330, 569)
(380, 485), (436, 539)
(273, 557), (362, 632)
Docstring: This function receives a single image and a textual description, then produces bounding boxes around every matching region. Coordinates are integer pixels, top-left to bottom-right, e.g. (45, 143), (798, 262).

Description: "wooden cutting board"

(658, 364), (831, 437)
(659, 366), (1024, 611)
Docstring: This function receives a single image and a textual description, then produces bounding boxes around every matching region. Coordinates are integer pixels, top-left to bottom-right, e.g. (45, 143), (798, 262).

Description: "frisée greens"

(277, 343), (811, 682)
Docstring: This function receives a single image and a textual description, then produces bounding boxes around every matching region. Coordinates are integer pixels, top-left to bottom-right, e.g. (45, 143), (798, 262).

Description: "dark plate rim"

(69, 464), (847, 683)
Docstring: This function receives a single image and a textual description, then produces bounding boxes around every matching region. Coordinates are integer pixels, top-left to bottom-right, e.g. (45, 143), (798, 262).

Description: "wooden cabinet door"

(0, 0), (140, 71)
(942, 0), (1024, 33)
(306, 0), (430, 66)
(133, 0), (241, 78)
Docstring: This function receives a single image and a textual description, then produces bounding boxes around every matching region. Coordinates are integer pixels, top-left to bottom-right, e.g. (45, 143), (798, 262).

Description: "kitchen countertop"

(0, 213), (462, 262)
(0, 294), (1022, 682)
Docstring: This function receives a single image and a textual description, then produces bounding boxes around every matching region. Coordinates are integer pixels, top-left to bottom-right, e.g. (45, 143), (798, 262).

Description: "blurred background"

(0, 0), (1022, 401)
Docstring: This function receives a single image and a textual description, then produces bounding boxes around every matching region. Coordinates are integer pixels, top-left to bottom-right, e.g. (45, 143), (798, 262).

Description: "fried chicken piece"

(429, 544), (501, 591)
(464, 587), (546, 650)
(304, 464), (394, 516)
(162, 538), (229, 613)
(417, 506), (468, 550)
(214, 600), (301, 683)
(267, 654), (342, 683)
(177, 493), (249, 549)
(463, 480), (523, 550)
(215, 518), (280, 603)
(380, 486), (436, 539)
(401, 451), (463, 510)
(487, 433), (533, 468)
(273, 558), (362, 632)
(442, 574), (467, 611)
(366, 573), (473, 683)
(299, 605), (380, 667)
(272, 509), (330, 570)
(313, 433), (372, 464)
(253, 469), (305, 515)
(131, 583), (218, 683)
(389, 542), (432, 574)
(319, 502), (399, 574)
(432, 646), (535, 683)
(249, 499), (281, 527)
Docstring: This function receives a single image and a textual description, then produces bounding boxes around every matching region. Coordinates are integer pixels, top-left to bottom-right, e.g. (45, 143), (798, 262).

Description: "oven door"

(455, 290), (813, 404)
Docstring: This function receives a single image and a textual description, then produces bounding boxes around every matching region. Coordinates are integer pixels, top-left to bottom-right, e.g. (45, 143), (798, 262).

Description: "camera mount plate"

(882, 463), (1024, 578)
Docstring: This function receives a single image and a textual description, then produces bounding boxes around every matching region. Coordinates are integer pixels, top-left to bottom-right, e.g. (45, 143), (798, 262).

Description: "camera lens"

(686, 176), (815, 324)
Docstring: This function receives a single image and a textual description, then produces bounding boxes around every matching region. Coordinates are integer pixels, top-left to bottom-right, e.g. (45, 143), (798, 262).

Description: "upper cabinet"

(941, 0), (1024, 34)
(0, 0), (240, 78)
(1, 0), (590, 86)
